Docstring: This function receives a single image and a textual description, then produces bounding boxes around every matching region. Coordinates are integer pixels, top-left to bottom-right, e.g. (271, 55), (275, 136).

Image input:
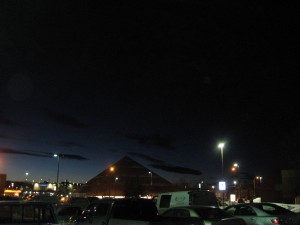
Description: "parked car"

(69, 198), (114, 225)
(156, 206), (246, 225)
(0, 201), (59, 225)
(103, 198), (160, 225)
(55, 205), (82, 225)
(224, 202), (297, 225)
(156, 190), (218, 214)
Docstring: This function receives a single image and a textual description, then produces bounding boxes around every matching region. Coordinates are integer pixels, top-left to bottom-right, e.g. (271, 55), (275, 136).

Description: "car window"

(0, 204), (56, 224)
(195, 208), (230, 219)
(237, 206), (256, 216)
(162, 209), (175, 217)
(96, 203), (110, 216)
(112, 200), (157, 221)
(224, 206), (237, 216)
(258, 204), (291, 215)
(159, 195), (171, 208)
(58, 207), (81, 216)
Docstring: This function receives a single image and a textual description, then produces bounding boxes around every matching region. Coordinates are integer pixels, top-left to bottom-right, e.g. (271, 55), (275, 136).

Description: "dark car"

(0, 201), (58, 225)
(55, 205), (82, 225)
(69, 198), (114, 225)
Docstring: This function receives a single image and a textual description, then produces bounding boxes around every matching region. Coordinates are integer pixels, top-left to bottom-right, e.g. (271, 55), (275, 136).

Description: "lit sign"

(219, 181), (226, 191)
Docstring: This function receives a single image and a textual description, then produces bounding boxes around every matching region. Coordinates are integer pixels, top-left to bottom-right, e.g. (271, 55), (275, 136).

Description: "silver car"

(158, 206), (246, 225)
(224, 203), (297, 225)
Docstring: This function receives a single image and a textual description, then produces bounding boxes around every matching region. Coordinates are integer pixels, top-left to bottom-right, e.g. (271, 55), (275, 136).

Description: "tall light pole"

(148, 171), (153, 186)
(54, 154), (60, 191)
(253, 176), (262, 197)
(218, 142), (225, 207)
(108, 166), (115, 197)
(114, 177), (118, 197)
(218, 143), (225, 178)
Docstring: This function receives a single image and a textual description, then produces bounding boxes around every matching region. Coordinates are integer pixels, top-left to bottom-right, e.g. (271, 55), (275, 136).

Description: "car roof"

(230, 202), (281, 207)
(166, 205), (219, 209)
(0, 201), (54, 206)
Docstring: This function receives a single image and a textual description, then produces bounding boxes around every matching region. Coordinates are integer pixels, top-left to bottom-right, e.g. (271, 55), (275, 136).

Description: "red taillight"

(271, 218), (281, 224)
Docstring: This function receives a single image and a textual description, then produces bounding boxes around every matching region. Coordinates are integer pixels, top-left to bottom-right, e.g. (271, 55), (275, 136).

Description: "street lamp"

(25, 172), (29, 181)
(231, 163), (239, 173)
(218, 142), (225, 207)
(218, 143), (225, 177)
(108, 166), (115, 197)
(148, 171), (153, 186)
(53, 154), (60, 191)
(253, 176), (262, 197)
(114, 177), (118, 197)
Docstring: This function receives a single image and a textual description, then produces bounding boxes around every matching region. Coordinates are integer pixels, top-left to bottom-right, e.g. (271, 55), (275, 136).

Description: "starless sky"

(0, 1), (299, 184)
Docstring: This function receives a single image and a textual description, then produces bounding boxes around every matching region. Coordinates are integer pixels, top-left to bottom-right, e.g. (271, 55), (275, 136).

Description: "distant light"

(54, 154), (58, 157)
(110, 166), (115, 172)
(230, 194), (236, 202)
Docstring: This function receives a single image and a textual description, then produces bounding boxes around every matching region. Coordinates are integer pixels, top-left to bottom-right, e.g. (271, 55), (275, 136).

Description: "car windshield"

(194, 208), (231, 220)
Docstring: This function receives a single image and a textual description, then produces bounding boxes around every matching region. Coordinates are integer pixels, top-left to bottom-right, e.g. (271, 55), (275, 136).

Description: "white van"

(156, 190), (219, 214)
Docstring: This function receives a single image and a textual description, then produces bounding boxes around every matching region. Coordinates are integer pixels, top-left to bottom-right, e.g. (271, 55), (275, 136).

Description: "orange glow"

(110, 166), (115, 172)
(4, 189), (22, 197)
(231, 167), (236, 172)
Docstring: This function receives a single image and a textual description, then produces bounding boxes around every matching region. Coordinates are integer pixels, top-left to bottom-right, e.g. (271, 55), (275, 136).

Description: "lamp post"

(253, 176), (262, 197)
(25, 172), (29, 182)
(148, 171), (153, 186)
(218, 143), (225, 178)
(108, 166), (115, 197)
(54, 154), (60, 192)
(114, 177), (118, 197)
(231, 163), (239, 173)
(218, 142), (225, 207)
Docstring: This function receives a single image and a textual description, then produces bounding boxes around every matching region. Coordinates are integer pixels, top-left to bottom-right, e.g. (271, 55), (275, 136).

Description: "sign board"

(219, 181), (226, 191)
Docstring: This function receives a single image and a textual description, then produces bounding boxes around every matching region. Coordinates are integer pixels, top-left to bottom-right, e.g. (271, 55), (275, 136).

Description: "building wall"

(281, 170), (300, 203)
(0, 174), (7, 195)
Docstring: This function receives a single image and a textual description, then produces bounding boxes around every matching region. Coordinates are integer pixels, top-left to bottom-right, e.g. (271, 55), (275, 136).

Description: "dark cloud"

(150, 163), (202, 175)
(0, 147), (50, 158)
(60, 142), (84, 148)
(43, 109), (88, 128)
(124, 133), (175, 150)
(128, 152), (165, 164)
(0, 147), (88, 160)
(27, 150), (88, 160)
(57, 153), (88, 160)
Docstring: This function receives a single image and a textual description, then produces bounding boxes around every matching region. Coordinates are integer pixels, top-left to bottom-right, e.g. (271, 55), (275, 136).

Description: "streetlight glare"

(218, 143), (225, 148)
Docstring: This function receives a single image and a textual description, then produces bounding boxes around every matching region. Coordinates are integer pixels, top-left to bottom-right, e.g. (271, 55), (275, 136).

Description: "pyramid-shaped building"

(77, 156), (176, 197)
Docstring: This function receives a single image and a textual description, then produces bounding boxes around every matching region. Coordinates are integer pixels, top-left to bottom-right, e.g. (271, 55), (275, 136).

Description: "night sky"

(0, 1), (298, 184)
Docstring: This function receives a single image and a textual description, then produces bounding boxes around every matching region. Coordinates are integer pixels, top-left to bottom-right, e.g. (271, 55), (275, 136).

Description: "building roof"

(77, 156), (175, 196)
